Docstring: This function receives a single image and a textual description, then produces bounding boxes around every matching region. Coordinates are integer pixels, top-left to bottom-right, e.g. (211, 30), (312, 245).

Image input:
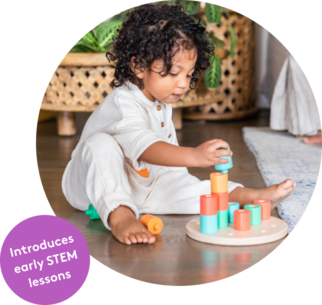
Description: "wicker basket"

(41, 7), (256, 135)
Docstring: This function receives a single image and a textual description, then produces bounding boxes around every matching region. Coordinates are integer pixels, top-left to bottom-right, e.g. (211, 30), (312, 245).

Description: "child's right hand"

(192, 139), (232, 168)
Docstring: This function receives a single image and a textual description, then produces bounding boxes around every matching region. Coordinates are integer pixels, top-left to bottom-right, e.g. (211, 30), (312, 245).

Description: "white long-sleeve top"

(74, 80), (179, 173)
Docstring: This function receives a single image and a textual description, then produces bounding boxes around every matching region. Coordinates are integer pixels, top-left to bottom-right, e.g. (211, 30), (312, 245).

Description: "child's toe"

(135, 233), (143, 243)
(141, 233), (149, 243)
(147, 234), (156, 244)
(129, 234), (137, 244)
(124, 236), (132, 245)
(283, 179), (294, 190)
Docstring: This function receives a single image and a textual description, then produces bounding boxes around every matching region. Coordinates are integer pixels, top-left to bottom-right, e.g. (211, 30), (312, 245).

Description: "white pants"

(62, 133), (243, 230)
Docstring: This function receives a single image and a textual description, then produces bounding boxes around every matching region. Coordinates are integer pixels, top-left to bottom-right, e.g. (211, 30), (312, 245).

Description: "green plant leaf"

(70, 19), (123, 53)
(95, 20), (123, 48)
(208, 32), (225, 48)
(99, 41), (114, 53)
(94, 20), (121, 38)
(82, 31), (98, 46)
(182, 1), (200, 15)
(230, 26), (236, 57)
(108, 13), (122, 22)
(71, 31), (100, 53)
(69, 44), (95, 53)
(205, 3), (221, 23)
(204, 54), (222, 88)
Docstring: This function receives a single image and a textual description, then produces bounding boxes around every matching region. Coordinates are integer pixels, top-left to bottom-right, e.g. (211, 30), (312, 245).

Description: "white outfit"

(62, 81), (243, 230)
(270, 55), (321, 136)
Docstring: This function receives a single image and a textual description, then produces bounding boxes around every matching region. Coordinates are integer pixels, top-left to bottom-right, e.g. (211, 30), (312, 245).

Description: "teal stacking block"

(217, 210), (228, 228)
(215, 148), (233, 174)
(244, 204), (261, 226)
(85, 204), (100, 220)
(200, 215), (218, 234)
(228, 202), (240, 223)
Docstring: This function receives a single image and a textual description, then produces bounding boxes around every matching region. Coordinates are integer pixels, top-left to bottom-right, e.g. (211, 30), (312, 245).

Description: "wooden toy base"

(186, 216), (288, 246)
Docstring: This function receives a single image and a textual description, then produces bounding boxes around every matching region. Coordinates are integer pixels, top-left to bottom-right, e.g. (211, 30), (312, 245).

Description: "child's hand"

(192, 139), (232, 168)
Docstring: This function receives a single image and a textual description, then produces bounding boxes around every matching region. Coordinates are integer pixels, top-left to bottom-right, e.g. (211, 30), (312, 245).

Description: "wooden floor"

(37, 109), (284, 286)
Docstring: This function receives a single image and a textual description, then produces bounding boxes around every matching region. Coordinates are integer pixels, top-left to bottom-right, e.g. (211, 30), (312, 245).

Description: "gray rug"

(242, 127), (321, 232)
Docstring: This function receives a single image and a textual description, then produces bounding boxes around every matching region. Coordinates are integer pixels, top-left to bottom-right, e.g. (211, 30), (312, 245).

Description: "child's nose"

(177, 77), (189, 90)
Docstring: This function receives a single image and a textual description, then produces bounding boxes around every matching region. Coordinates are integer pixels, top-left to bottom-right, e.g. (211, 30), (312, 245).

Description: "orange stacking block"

(140, 214), (163, 234)
(210, 172), (229, 214)
(233, 209), (251, 231)
(254, 199), (271, 220)
(210, 173), (228, 193)
(200, 194), (218, 215)
(214, 192), (229, 211)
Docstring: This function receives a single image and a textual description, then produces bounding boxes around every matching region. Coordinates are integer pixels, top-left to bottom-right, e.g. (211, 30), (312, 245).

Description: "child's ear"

(130, 56), (146, 79)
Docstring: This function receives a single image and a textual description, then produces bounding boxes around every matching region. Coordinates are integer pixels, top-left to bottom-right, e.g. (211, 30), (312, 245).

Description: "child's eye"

(169, 73), (192, 78)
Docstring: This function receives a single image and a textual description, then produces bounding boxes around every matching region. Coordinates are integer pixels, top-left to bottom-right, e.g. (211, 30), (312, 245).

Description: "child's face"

(136, 46), (197, 104)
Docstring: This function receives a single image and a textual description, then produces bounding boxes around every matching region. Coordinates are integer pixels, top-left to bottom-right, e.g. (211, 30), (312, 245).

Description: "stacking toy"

(254, 199), (271, 220)
(211, 172), (229, 228)
(244, 204), (262, 226)
(228, 202), (240, 223)
(215, 148), (233, 174)
(233, 209), (251, 231)
(85, 204), (100, 220)
(186, 151), (288, 245)
(200, 194), (218, 234)
(210, 172), (228, 194)
(140, 214), (163, 234)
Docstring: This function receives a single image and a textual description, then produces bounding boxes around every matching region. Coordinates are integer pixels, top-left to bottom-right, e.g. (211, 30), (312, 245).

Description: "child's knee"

(85, 133), (119, 150)
(83, 133), (123, 158)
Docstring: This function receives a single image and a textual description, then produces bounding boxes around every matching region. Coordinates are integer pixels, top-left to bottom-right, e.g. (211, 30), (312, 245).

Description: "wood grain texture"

(37, 109), (283, 285)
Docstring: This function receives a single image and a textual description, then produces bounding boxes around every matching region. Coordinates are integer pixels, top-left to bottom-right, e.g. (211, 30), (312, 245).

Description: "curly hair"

(106, 1), (214, 95)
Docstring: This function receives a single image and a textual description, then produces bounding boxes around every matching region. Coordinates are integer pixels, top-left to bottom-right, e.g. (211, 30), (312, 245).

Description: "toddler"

(62, 2), (295, 245)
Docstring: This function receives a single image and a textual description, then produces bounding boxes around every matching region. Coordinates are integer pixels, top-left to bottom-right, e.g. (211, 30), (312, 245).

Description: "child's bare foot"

(108, 205), (156, 245)
(253, 179), (296, 209)
(303, 136), (322, 145)
(230, 179), (296, 209)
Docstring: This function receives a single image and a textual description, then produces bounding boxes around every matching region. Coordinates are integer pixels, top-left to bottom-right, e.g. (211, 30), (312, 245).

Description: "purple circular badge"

(0, 215), (90, 305)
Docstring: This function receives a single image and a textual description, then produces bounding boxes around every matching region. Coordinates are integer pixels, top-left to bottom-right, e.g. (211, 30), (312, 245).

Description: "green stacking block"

(244, 204), (261, 225)
(85, 204), (100, 220)
(217, 210), (228, 228)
